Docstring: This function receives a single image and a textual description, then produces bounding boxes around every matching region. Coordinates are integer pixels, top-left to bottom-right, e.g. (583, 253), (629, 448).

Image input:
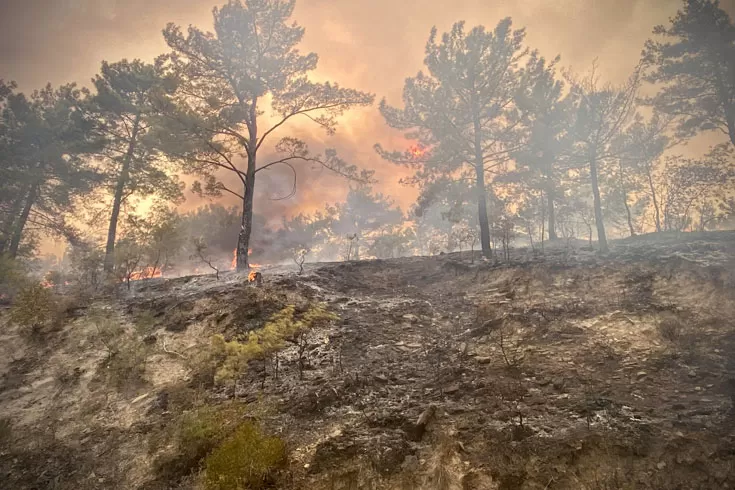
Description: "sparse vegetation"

(658, 315), (684, 343)
(424, 435), (461, 490)
(293, 248), (308, 275)
(203, 421), (287, 490)
(103, 339), (150, 391)
(88, 309), (151, 391)
(208, 303), (338, 390)
(191, 238), (221, 280)
(495, 321), (526, 369)
(9, 283), (59, 337)
(151, 403), (251, 483)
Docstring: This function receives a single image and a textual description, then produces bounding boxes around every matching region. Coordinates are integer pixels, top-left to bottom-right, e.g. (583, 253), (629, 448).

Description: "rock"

(687, 369), (697, 378)
(657, 461), (667, 470)
(476, 356), (492, 365)
(374, 374), (389, 384)
(131, 393), (149, 404)
(409, 405), (437, 441)
(526, 395), (546, 406)
(636, 371), (648, 380)
(552, 378), (566, 390)
(444, 384), (460, 395)
(30, 376), (55, 390)
(402, 314), (419, 324)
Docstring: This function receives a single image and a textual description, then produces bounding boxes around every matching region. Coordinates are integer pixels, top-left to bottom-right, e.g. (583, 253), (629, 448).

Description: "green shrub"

(0, 254), (25, 288)
(9, 283), (59, 336)
(210, 303), (338, 387)
(105, 339), (150, 391)
(203, 422), (286, 490)
(152, 403), (249, 482)
(179, 405), (239, 457)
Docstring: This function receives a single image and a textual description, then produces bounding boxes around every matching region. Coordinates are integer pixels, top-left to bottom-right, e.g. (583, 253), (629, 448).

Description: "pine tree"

(644, 0), (735, 147)
(86, 59), (184, 273)
(0, 83), (102, 258)
(158, 0), (374, 271)
(377, 19), (530, 258)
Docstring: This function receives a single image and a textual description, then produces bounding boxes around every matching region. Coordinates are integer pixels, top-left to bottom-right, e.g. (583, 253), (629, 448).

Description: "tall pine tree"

(159, 0), (374, 270)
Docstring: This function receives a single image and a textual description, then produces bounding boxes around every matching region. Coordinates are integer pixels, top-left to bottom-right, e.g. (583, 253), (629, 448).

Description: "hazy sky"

(1, 0), (728, 222)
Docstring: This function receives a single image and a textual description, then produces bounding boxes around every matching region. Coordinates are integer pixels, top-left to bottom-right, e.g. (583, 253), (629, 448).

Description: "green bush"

(105, 339), (150, 391)
(210, 303), (338, 387)
(0, 254), (24, 281)
(180, 406), (234, 458)
(152, 403), (249, 482)
(9, 283), (59, 336)
(203, 422), (286, 490)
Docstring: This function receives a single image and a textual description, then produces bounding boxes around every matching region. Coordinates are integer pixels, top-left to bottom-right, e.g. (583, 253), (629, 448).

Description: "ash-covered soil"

(2, 231), (735, 489)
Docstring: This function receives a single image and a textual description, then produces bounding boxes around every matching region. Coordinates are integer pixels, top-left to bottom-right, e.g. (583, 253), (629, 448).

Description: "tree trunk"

(589, 155), (609, 252)
(645, 164), (662, 233)
(104, 116), (140, 273)
(8, 183), (38, 258)
(623, 196), (635, 237)
(617, 160), (635, 237)
(472, 105), (491, 258)
(546, 189), (557, 240)
(236, 98), (259, 272)
(0, 184), (29, 254)
(475, 168), (491, 258)
(237, 166), (255, 271)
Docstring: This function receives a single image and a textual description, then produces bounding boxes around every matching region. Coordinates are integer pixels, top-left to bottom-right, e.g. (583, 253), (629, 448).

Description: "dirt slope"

(1, 231), (735, 489)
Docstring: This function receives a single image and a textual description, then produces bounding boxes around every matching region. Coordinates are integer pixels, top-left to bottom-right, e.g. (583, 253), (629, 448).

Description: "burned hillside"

(1, 232), (735, 489)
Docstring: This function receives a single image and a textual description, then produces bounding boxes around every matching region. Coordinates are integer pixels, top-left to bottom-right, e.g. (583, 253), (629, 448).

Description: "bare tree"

(293, 248), (308, 274)
(190, 238), (220, 280)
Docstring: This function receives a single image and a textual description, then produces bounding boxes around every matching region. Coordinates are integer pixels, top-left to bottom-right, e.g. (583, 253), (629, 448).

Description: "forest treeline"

(1, 0), (734, 282)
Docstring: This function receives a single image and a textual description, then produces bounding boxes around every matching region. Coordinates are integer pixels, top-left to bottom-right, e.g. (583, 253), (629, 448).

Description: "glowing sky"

(1, 0), (726, 222)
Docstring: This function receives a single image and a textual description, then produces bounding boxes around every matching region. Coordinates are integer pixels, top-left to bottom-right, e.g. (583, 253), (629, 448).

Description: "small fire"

(129, 267), (163, 281)
(409, 145), (425, 159)
(248, 271), (258, 282)
(39, 279), (71, 289)
(231, 248), (254, 270)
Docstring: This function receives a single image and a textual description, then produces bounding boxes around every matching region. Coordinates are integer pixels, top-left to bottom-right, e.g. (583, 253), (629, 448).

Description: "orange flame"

(231, 248), (254, 270)
(39, 279), (71, 289)
(409, 145), (425, 158)
(129, 266), (163, 281)
(248, 271), (258, 282)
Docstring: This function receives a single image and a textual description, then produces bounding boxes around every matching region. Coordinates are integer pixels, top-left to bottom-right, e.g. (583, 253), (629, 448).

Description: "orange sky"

(2, 0), (730, 227)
